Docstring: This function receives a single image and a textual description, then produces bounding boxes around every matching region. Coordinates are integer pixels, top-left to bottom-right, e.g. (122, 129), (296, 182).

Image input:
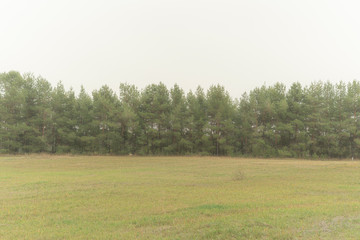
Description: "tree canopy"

(1, 71), (359, 158)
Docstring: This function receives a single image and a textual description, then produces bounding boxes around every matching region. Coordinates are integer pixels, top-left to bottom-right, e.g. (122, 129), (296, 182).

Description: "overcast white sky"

(1, 0), (360, 98)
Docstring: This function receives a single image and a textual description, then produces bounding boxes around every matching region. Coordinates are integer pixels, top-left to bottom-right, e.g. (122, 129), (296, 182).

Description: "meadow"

(1, 156), (360, 239)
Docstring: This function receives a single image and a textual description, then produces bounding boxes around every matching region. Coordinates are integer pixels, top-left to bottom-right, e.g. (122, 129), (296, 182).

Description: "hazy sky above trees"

(1, 0), (360, 97)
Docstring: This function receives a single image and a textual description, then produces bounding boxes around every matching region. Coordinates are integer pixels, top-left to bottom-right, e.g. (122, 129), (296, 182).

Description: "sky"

(1, 0), (360, 98)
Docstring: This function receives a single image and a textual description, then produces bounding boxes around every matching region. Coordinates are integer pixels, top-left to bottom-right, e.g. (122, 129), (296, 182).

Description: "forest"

(1, 71), (360, 158)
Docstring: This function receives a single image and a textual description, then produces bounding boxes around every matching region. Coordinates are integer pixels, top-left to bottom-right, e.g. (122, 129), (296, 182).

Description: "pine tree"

(166, 84), (191, 154)
(0, 72), (26, 153)
(76, 86), (96, 153)
(119, 83), (141, 154)
(138, 83), (171, 154)
(51, 82), (77, 153)
(207, 85), (235, 155)
(92, 85), (120, 154)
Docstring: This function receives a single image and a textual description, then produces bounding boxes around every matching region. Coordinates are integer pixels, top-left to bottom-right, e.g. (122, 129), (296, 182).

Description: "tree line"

(1, 71), (360, 158)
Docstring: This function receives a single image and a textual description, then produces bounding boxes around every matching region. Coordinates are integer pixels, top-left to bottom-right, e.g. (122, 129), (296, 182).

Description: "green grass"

(1, 156), (360, 239)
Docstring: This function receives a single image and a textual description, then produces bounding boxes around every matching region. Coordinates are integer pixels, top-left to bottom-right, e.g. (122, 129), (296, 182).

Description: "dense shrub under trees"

(1, 71), (360, 158)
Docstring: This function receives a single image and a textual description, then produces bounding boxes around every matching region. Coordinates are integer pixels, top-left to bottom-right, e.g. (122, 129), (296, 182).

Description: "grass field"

(1, 156), (360, 239)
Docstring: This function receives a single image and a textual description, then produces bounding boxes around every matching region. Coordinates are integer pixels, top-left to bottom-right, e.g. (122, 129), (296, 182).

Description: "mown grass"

(1, 156), (360, 239)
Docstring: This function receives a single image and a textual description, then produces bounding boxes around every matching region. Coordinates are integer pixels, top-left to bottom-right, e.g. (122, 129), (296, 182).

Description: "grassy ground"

(1, 156), (360, 239)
